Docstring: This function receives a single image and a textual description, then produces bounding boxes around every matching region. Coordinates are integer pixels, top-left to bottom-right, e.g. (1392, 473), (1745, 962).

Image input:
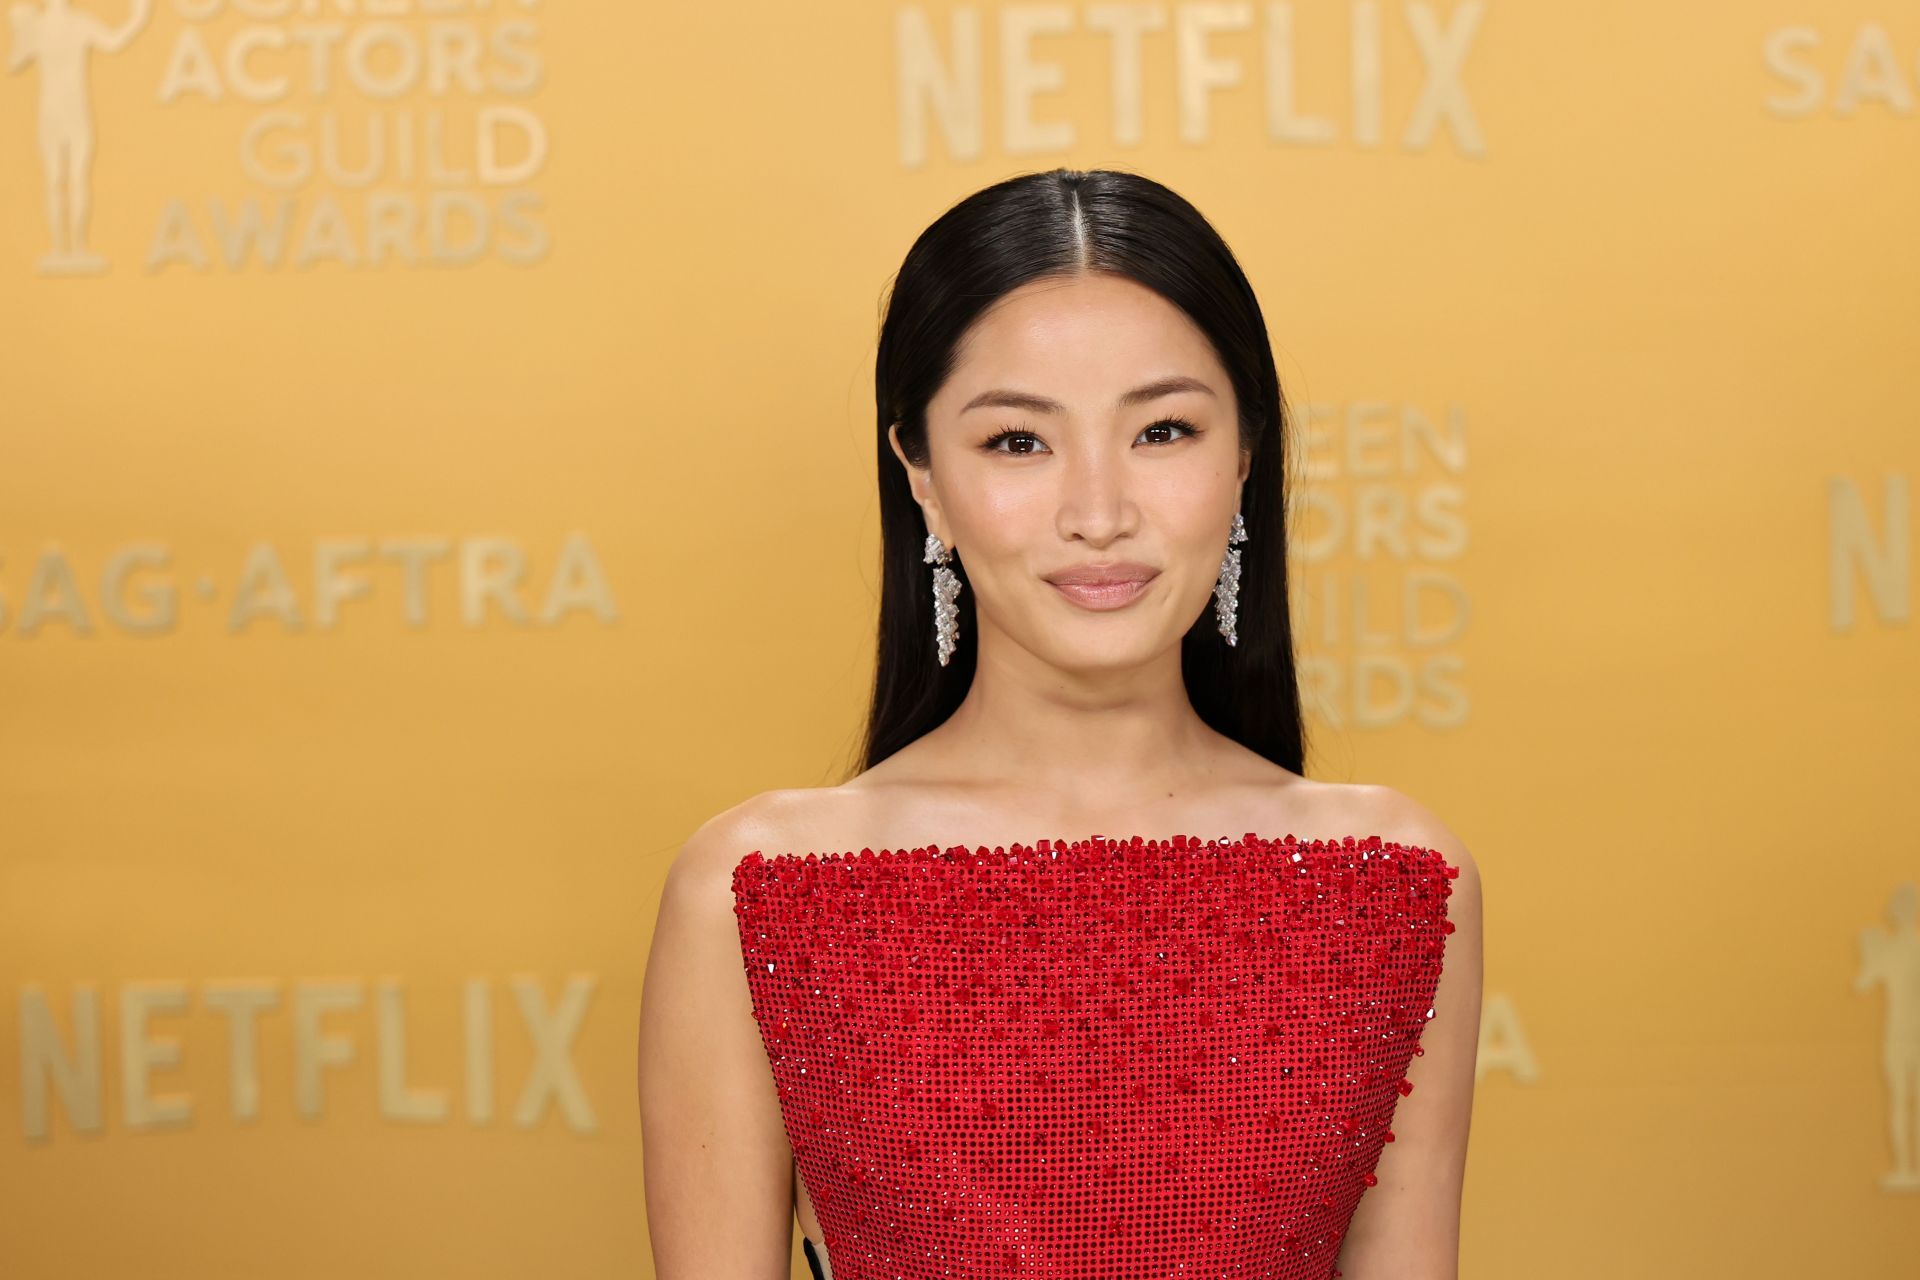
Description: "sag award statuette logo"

(6, 0), (152, 274)
(1856, 880), (1920, 1192)
(6, 2), (549, 275)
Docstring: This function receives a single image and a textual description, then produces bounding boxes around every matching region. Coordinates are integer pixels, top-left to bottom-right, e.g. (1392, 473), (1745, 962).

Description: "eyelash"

(980, 415), (1203, 455)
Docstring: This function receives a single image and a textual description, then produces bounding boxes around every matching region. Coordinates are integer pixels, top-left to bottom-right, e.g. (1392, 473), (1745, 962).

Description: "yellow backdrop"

(3, 2), (1916, 1277)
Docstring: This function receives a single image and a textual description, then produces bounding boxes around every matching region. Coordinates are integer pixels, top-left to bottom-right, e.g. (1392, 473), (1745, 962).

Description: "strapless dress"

(732, 831), (1458, 1279)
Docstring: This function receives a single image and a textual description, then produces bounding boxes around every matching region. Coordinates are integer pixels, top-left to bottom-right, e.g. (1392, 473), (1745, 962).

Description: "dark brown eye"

(1138, 417), (1200, 445)
(982, 428), (1048, 455)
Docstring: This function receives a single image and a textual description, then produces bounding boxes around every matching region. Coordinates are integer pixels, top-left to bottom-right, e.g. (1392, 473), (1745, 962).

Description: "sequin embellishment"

(731, 832), (1458, 1279)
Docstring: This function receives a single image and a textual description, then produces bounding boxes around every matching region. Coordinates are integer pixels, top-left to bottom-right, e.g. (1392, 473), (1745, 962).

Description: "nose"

(1053, 447), (1139, 546)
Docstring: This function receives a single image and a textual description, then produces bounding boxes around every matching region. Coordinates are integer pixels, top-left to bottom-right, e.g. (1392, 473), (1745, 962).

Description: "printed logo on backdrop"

(1763, 23), (1920, 117)
(3, 0), (549, 276)
(1828, 474), (1909, 630)
(16, 975), (601, 1140)
(0, 534), (619, 637)
(894, 1), (1488, 165)
(1855, 881), (1920, 1191)
(1290, 399), (1468, 732)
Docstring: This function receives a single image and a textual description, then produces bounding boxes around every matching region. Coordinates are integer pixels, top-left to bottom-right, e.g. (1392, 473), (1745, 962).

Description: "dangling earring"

(1213, 510), (1247, 646)
(924, 532), (963, 666)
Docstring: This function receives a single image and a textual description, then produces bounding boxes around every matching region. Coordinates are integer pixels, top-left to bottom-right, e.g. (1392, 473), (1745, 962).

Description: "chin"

(1041, 630), (1173, 673)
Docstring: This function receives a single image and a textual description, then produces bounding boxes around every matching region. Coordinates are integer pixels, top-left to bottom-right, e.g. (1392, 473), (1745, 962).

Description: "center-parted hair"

(861, 167), (1305, 775)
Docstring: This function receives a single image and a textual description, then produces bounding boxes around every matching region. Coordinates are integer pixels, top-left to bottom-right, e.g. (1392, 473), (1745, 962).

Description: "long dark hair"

(858, 167), (1305, 775)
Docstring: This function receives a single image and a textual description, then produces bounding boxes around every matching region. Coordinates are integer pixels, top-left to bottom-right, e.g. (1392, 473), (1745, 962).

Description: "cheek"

(1163, 503), (1235, 588)
(949, 480), (1049, 557)
(944, 490), (1064, 621)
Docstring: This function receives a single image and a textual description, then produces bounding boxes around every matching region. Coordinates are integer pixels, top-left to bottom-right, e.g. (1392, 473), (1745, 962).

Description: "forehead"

(935, 274), (1228, 412)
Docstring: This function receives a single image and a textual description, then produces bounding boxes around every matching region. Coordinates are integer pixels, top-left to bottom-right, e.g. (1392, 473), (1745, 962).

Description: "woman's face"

(891, 272), (1251, 673)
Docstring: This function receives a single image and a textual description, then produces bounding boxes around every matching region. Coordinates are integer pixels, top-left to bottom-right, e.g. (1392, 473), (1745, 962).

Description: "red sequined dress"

(730, 832), (1459, 1280)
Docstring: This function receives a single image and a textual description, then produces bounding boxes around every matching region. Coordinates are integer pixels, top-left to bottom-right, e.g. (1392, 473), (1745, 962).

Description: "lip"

(1043, 563), (1159, 611)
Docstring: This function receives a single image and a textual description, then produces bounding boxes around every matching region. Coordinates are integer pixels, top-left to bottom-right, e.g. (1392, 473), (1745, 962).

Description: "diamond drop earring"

(924, 532), (963, 666)
(1213, 510), (1247, 646)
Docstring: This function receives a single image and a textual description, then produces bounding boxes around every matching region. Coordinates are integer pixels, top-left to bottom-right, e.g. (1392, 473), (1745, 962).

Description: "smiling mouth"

(1046, 575), (1156, 611)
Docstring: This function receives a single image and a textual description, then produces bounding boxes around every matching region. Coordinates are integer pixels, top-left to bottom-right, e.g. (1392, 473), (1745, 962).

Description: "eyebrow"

(958, 375), (1217, 416)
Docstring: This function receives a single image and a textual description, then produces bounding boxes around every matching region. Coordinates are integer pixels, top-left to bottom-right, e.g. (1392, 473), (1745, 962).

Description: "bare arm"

(1334, 789), (1485, 1280)
(638, 811), (796, 1280)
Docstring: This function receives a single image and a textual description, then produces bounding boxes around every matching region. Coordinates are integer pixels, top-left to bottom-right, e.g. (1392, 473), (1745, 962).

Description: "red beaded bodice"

(731, 832), (1458, 1280)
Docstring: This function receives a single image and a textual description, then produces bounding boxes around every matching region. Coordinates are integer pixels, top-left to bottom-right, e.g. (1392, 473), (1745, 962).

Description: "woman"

(638, 167), (1484, 1280)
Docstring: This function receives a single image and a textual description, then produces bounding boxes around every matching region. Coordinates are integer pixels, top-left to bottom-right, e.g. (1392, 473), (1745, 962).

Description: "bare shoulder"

(663, 785), (862, 907)
(1313, 780), (1483, 907)
(1313, 780), (1471, 859)
(1324, 781), (1484, 1271)
(642, 788), (845, 1048)
(640, 790), (819, 1276)
(644, 793), (805, 1007)
(668, 789), (802, 892)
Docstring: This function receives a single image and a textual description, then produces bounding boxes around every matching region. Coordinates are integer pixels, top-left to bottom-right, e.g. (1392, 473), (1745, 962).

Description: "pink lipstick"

(1042, 562), (1159, 611)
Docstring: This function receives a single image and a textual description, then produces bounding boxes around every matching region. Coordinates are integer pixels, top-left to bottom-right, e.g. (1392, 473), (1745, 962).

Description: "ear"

(888, 421), (953, 549)
(1237, 440), (1252, 488)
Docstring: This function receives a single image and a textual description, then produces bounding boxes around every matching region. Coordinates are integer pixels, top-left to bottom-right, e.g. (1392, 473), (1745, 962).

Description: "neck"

(933, 625), (1223, 802)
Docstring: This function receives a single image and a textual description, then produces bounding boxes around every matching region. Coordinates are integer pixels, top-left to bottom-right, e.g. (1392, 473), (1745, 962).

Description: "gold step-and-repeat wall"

(3, 3), (1915, 1276)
